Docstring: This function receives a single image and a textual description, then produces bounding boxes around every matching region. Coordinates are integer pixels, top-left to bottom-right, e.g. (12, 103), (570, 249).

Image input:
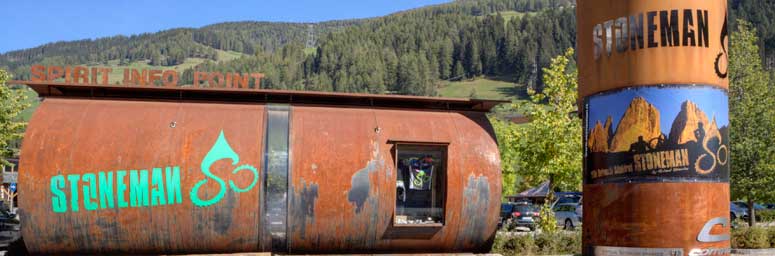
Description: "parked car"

(553, 192), (581, 208)
(553, 203), (581, 230)
(765, 203), (775, 210)
(500, 202), (540, 231)
(730, 202), (749, 221)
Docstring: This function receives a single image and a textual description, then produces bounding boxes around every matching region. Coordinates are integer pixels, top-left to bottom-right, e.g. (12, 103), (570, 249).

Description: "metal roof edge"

(8, 80), (509, 112)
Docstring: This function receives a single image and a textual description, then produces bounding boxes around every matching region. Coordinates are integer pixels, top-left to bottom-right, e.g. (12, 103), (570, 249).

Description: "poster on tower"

(583, 85), (729, 184)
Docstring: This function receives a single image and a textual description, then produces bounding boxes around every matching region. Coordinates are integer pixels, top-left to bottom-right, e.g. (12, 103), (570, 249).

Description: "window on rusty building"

(394, 144), (446, 226)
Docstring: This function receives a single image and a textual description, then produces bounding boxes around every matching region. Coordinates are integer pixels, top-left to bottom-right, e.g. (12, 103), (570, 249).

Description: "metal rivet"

(170, 122), (177, 128)
(374, 127), (382, 133)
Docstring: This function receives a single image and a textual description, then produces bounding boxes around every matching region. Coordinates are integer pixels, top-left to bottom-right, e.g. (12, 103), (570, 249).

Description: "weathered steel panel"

(286, 106), (500, 253)
(19, 98), (265, 254)
(19, 98), (501, 254)
(584, 183), (730, 253)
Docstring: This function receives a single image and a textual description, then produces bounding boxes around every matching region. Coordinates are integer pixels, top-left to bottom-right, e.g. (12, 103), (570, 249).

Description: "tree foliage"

(728, 20), (775, 226)
(0, 69), (30, 167)
(493, 48), (582, 196)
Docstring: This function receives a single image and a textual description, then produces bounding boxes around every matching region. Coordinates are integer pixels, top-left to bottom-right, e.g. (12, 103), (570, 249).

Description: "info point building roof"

(10, 80), (508, 112)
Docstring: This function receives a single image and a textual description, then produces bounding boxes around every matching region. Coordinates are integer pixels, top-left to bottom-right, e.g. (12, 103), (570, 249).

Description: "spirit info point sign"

(29, 64), (265, 89)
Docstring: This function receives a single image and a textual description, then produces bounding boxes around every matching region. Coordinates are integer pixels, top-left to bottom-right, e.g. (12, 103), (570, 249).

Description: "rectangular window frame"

(390, 140), (449, 228)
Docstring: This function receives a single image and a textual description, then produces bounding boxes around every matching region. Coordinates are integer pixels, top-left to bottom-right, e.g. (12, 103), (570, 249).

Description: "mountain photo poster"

(584, 85), (729, 184)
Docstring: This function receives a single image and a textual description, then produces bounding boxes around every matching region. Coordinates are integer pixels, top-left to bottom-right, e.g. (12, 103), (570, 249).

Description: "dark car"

(500, 203), (540, 231)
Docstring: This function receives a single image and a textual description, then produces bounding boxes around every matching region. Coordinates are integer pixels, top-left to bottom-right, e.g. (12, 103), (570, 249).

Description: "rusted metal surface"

(287, 107), (500, 254)
(20, 98), (266, 254)
(583, 183), (730, 253)
(17, 83), (502, 254)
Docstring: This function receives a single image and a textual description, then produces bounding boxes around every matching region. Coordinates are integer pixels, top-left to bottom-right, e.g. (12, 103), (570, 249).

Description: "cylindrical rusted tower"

(578, 0), (730, 255)
(16, 83), (504, 254)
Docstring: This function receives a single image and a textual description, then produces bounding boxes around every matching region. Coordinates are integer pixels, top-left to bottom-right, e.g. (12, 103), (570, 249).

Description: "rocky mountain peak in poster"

(609, 97), (661, 152)
(668, 100), (711, 145)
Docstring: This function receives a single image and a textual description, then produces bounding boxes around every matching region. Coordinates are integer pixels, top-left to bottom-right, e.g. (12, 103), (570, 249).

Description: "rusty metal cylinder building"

(577, 0), (731, 255)
(17, 82), (503, 254)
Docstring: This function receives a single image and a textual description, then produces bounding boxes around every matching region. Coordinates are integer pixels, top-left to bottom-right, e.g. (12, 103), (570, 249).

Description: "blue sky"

(587, 86), (730, 136)
(0, 0), (450, 53)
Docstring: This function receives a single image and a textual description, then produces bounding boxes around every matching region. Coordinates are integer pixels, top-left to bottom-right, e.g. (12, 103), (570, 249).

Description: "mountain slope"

(0, 20), (359, 79)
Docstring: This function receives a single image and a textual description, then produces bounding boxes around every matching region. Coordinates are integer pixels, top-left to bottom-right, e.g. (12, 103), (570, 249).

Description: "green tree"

(728, 20), (775, 227)
(493, 48), (582, 196)
(537, 192), (558, 233)
(0, 69), (30, 168)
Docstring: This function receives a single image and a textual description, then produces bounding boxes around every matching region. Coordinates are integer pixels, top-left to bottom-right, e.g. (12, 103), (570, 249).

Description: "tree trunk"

(748, 198), (756, 227)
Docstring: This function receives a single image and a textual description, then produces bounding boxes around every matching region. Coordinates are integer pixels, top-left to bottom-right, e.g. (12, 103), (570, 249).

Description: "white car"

(553, 203), (582, 230)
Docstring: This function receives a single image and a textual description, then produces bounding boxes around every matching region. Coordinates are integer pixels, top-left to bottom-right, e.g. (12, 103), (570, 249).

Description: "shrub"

(534, 232), (560, 254)
(492, 233), (535, 255)
(757, 210), (775, 223)
(732, 226), (770, 249)
(558, 230), (582, 253)
(767, 226), (775, 248)
(491, 231), (581, 255)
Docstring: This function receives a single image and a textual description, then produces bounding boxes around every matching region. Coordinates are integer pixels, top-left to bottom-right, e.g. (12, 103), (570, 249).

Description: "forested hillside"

(1, 0), (772, 97)
(729, 0), (775, 68)
(0, 20), (360, 78)
(179, 0), (576, 95)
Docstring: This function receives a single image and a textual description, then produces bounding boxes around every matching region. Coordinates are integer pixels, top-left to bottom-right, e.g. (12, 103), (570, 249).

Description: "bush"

(492, 233), (535, 255)
(732, 226), (770, 249)
(758, 210), (775, 223)
(767, 227), (775, 248)
(491, 231), (581, 255)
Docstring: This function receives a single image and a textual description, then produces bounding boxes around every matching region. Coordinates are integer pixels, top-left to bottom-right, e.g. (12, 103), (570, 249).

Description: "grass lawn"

(479, 11), (535, 23)
(498, 11), (532, 21)
(438, 77), (527, 101)
(18, 87), (39, 122)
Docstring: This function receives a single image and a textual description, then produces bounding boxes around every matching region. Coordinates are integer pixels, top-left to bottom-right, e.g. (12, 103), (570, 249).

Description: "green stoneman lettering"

(50, 175), (67, 213)
(116, 170), (129, 208)
(66, 174), (80, 212)
(151, 168), (166, 206)
(129, 170), (150, 207)
(166, 166), (182, 204)
(82, 173), (98, 211)
(98, 171), (115, 209)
